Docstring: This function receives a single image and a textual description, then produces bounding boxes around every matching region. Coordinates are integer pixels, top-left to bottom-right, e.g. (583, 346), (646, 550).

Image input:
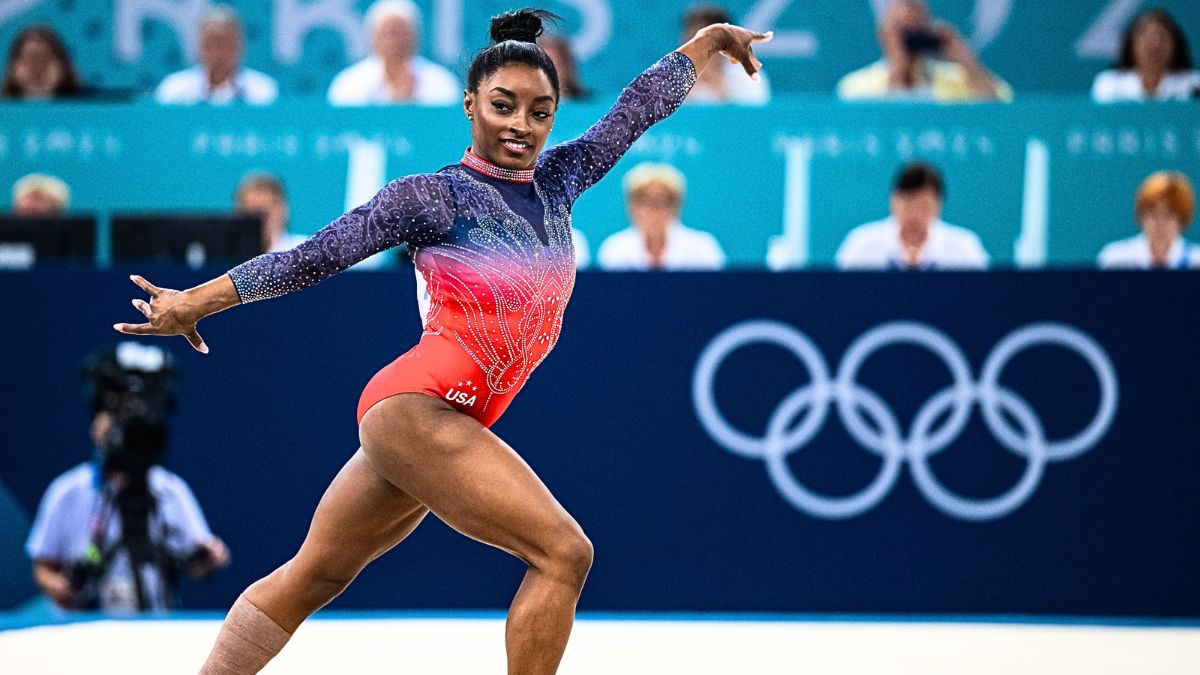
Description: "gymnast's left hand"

(114, 274), (210, 354)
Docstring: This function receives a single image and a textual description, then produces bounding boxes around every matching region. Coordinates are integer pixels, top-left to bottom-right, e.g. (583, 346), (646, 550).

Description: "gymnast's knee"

(278, 558), (358, 606)
(537, 530), (594, 588)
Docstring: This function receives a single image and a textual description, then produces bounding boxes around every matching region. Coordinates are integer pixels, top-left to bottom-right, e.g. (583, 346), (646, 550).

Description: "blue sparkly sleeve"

(539, 51), (697, 203)
(227, 173), (452, 303)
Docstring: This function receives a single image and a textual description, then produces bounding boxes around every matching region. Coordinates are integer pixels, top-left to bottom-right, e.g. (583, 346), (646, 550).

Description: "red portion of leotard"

(357, 331), (518, 427)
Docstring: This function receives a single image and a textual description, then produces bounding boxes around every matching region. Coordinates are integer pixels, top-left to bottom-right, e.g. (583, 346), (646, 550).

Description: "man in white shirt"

(598, 162), (726, 271)
(327, 0), (461, 106)
(27, 344), (228, 612)
(836, 162), (988, 270)
(27, 453), (227, 612)
(154, 5), (278, 106)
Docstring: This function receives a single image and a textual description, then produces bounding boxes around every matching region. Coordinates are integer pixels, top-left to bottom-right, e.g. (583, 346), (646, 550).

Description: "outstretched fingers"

(732, 29), (772, 79)
(113, 322), (156, 335)
(184, 328), (210, 354)
(112, 321), (209, 353)
(115, 274), (210, 354)
(130, 274), (163, 297)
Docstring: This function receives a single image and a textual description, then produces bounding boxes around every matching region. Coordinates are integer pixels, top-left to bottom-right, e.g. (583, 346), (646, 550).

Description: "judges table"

(2, 99), (1199, 268)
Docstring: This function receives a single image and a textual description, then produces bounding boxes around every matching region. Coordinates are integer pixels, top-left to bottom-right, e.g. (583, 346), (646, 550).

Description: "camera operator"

(837, 0), (1011, 102)
(25, 342), (228, 612)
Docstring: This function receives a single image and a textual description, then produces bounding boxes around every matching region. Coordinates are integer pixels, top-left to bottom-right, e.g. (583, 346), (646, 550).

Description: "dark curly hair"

(466, 8), (561, 100)
(2, 25), (82, 98)
(1115, 8), (1193, 72)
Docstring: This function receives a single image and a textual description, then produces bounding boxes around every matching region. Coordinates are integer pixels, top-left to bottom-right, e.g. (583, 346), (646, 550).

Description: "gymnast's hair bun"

(489, 8), (556, 44)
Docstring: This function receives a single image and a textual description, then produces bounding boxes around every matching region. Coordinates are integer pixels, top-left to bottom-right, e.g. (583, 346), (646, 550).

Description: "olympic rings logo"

(692, 321), (1119, 522)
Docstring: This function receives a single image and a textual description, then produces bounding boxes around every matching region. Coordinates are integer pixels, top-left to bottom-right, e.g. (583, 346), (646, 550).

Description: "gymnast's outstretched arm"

(539, 23), (771, 202)
(113, 173), (453, 353)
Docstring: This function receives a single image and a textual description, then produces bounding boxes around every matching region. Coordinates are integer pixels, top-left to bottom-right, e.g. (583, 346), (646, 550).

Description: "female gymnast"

(115, 9), (769, 674)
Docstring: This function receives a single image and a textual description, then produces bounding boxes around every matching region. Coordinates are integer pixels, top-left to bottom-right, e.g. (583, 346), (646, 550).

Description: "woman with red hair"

(1098, 171), (1199, 269)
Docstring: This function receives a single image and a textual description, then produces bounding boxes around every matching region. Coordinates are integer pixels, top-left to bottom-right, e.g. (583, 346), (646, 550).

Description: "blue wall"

(2, 269), (1198, 616)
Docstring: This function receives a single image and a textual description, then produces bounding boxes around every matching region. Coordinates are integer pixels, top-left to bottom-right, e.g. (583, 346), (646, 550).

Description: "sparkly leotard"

(228, 52), (697, 427)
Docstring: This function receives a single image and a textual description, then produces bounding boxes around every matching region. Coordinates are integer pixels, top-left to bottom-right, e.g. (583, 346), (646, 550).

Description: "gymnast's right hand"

(114, 274), (211, 354)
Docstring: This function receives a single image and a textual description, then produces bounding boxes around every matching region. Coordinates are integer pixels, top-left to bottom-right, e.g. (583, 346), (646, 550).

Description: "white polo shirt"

(1091, 69), (1200, 103)
(1097, 233), (1200, 269)
(597, 222), (726, 271)
(154, 66), (279, 106)
(836, 217), (988, 270)
(26, 462), (217, 612)
(327, 56), (461, 106)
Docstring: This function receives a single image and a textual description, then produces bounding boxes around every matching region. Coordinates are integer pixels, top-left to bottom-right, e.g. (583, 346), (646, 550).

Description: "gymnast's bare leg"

(200, 393), (591, 675)
(359, 394), (593, 675)
(199, 447), (429, 673)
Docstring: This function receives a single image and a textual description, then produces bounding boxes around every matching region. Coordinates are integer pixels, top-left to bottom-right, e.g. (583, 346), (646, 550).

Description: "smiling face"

(464, 63), (557, 170)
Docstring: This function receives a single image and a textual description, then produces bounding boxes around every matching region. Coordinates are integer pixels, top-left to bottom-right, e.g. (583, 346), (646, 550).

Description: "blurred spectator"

(597, 162), (725, 270)
(680, 4), (769, 105)
(836, 162), (988, 270)
(12, 173), (69, 216)
(26, 343), (228, 612)
(838, 0), (1011, 102)
(1092, 9), (1200, 103)
(538, 35), (589, 100)
(154, 5), (278, 106)
(1098, 171), (1199, 269)
(327, 0), (460, 106)
(234, 173), (304, 253)
(237, 172), (393, 269)
(1, 25), (81, 100)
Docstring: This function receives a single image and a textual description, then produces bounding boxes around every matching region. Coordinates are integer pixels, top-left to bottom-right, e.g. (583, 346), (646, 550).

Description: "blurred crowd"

(2, 1), (1198, 271)
(7, 1), (1196, 105)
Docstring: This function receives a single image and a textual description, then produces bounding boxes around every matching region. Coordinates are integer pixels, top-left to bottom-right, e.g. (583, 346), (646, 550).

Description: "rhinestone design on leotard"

(228, 52), (697, 399)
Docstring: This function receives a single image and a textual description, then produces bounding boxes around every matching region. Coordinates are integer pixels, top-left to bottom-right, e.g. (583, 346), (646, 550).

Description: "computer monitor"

(111, 213), (263, 267)
(0, 215), (96, 269)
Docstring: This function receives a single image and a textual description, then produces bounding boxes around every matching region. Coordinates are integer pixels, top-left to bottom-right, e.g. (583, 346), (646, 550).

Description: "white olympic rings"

(692, 320), (1118, 522)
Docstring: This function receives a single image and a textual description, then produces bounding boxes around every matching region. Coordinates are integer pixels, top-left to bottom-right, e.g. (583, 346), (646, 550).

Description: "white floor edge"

(1, 617), (1197, 674)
